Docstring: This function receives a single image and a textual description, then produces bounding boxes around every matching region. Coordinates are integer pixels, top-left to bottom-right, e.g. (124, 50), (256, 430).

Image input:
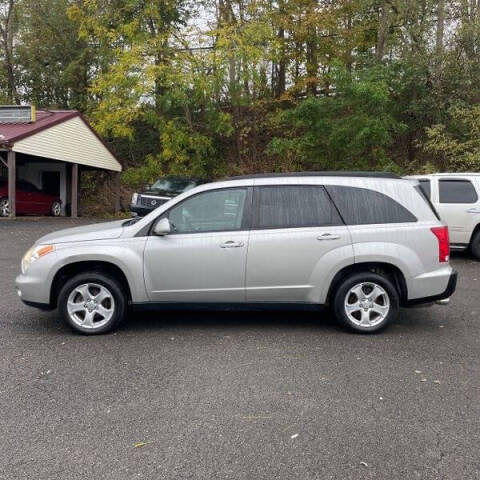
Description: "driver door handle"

(220, 241), (244, 248)
(317, 233), (341, 241)
(467, 208), (480, 214)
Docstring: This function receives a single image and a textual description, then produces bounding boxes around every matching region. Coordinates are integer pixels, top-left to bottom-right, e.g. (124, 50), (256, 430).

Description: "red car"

(0, 178), (62, 217)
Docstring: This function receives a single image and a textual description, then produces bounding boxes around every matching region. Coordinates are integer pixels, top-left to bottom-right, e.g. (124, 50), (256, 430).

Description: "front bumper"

(406, 270), (457, 307)
(16, 273), (54, 310)
(130, 204), (154, 217)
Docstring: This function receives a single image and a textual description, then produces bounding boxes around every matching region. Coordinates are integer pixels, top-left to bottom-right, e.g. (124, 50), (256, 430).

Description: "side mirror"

(153, 217), (171, 236)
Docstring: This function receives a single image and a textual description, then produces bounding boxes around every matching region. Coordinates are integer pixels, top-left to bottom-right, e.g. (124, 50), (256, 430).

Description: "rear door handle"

(317, 233), (341, 241)
(220, 240), (244, 248)
(467, 208), (480, 214)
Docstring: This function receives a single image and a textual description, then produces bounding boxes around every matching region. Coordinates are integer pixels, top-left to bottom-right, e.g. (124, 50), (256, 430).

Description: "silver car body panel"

(16, 175), (453, 307)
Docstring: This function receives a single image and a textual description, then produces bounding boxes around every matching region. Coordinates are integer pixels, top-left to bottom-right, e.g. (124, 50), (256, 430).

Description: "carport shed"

(0, 106), (122, 217)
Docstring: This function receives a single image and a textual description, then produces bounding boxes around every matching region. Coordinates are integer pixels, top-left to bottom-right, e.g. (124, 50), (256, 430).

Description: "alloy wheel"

(51, 201), (61, 216)
(0, 199), (9, 217)
(66, 283), (115, 330)
(344, 282), (390, 328)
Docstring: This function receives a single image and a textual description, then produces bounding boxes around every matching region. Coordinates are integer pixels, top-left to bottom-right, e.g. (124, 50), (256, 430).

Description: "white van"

(406, 173), (480, 259)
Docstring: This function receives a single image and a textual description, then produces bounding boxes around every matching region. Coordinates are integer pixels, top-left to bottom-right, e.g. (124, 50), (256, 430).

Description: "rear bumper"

(406, 270), (457, 306)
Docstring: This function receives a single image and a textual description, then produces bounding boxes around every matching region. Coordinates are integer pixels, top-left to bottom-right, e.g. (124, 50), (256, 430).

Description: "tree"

(0, 0), (19, 103)
(267, 65), (406, 171)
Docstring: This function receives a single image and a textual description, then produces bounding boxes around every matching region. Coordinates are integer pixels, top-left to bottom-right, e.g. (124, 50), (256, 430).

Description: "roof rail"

(224, 171), (401, 180)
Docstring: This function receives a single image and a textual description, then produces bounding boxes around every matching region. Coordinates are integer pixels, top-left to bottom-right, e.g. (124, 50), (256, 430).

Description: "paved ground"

(0, 218), (479, 480)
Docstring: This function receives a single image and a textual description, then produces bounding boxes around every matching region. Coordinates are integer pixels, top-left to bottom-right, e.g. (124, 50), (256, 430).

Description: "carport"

(0, 106), (122, 217)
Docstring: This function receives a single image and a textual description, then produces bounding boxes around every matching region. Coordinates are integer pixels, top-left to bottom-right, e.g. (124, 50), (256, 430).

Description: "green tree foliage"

(424, 104), (480, 172)
(1, 0), (480, 193)
(267, 65), (407, 171)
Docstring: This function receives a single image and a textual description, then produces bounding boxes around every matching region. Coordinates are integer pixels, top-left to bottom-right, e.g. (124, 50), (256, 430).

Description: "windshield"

(150, 177), (197, 194)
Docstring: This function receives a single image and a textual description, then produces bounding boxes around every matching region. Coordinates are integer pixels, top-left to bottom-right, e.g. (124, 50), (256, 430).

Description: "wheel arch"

(469, 223), (480, 246)
(50, 260), (132, 308)
(326, 262), (408, 307)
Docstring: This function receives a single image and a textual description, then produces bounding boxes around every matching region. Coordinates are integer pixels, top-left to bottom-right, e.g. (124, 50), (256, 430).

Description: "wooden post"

(71, 163), (78, 218)
(114, 172), (121, 214)
(7, 150), (15, 218)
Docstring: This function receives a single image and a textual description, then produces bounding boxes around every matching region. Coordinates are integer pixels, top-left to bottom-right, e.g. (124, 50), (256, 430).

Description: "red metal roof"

(0, 110), (79, 145)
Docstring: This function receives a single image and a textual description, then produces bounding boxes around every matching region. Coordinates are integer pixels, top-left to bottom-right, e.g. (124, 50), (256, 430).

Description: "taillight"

(431, 226), (450, 263)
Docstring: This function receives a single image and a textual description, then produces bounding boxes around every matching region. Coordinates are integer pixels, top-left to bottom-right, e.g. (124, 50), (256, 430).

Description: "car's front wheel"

(50, 200), (62, 217)
(332, 272), (399, 333)
(0, 197), (9, 217)
(58, 272), (127, 334)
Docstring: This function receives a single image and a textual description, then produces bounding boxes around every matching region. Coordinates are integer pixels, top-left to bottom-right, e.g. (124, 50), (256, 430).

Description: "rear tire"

(332, 272), (399, 333)
(471, 231), (480, 260)
(58, 272), (127, 334)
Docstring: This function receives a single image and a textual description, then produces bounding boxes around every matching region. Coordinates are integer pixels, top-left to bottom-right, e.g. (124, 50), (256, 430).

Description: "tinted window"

(439, 179), (478, 204)
(17, 180), (37, 192)
(168, 188), (247, 233)
(253, 185), (342, 229)
(418, 179), (431, 198)
(415, 185), (440, 220)
(151, 177), (198, 194)
(326, 185), (417, 225)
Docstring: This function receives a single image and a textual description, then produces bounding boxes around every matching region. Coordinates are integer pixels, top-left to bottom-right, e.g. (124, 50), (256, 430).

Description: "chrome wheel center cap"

(85, 300), (97, 312)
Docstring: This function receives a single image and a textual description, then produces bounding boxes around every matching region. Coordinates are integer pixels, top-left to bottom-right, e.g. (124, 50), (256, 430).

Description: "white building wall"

(12, 116), (122, 172)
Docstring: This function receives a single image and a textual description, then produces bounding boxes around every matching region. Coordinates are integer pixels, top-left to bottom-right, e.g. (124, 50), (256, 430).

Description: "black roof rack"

(224, 171), (401, 181)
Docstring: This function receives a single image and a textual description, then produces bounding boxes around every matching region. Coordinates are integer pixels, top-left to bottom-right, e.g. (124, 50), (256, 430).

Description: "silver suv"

(406, 173), (480, 260)
(16, 172), (457, 335)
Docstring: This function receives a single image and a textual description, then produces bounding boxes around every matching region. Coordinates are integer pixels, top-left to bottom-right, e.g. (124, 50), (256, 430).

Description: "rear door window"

(439, 179), (478, 204)
(253, 185), (343, 229)
(325, 185), (417, 225)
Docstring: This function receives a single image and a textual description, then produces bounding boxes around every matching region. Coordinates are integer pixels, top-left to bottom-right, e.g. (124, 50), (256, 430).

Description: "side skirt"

(130, 302), (326, 313)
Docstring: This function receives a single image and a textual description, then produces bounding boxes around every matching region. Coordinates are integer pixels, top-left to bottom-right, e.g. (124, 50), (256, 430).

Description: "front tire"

(50, 200), (62, 216)
(58, 272), (127, 334)
(332, 272), (399, 333)
(0, 197), (9, 217)
(471, 231), (480, 260)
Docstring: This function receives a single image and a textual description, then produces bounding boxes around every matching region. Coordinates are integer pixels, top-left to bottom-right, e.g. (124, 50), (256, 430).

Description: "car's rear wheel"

(471, 231), (480, 260)
(0, 198), (9, 217)
(50, 200), (62, 217)
(58, 272), (127, 334)
(333, 272), (399, 333)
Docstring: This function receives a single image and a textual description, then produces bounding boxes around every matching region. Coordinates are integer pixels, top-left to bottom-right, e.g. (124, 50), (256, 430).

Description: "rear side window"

(326, 185), (417, 225)
(418, 179), (431, 198)
(439, 179), (478, 204)
(415, 185), (440, 220)
(253, 185), (342, 229)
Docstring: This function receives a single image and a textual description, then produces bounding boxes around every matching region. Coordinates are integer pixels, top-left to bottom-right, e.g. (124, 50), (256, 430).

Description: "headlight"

(21, 244), (55, 273)
(132, 193), (138, 204)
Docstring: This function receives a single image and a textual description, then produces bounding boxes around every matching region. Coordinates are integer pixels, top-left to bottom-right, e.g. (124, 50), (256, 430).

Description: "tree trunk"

(276, 0), (286, 98)
(0, 0), (19, 104)
(376, 2), (390, 61)
(436, 0), (445, 56)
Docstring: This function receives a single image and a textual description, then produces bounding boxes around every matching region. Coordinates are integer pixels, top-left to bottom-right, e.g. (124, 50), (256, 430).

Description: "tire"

(332, 272), (399, 333)
(0, 197), (9, 217)
(50, 200), (62, 217)
(471, 231), (480, 260)
(58, 272), (127, 334)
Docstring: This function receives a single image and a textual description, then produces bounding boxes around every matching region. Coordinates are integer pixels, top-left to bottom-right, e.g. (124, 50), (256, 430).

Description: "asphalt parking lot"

(1, 218), (479, 480)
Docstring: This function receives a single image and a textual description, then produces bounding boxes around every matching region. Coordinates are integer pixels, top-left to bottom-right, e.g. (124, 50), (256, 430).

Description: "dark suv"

(130, 176), (207, 216)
